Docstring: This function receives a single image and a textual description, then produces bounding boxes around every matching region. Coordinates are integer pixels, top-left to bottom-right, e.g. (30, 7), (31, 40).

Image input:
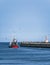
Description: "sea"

(0, 42), (50, 65)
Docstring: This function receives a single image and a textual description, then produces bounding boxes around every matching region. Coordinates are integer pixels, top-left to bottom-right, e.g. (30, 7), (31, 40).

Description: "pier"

(20, 42), (50, 48)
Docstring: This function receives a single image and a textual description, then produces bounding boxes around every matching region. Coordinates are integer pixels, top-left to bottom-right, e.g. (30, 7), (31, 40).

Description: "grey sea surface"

(0, 42), (50, 65)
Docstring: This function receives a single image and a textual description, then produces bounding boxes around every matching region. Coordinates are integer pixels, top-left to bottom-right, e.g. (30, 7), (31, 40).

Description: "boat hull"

(9, 45), (19, 48)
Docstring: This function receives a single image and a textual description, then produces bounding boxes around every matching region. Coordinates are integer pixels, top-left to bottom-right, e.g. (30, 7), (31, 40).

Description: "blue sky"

(0, 0), (50, 42)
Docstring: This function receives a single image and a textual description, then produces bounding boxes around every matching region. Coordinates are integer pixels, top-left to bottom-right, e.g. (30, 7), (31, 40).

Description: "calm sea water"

(0, 42), (50, 65)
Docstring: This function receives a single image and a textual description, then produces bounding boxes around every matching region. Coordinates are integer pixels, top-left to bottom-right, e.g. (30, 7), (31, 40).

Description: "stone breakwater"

(20, 42), (50, 48)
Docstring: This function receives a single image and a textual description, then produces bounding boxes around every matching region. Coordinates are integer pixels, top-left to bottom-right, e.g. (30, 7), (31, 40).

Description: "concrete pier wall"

(20, 42), (50, 48)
